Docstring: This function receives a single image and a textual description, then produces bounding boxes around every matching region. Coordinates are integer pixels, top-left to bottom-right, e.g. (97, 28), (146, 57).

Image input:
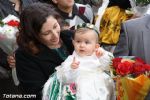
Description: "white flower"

(2, 14), (19, 24)
(0, 14), (19, 39)
(0, 25), (18, 39)
(0, 14), (19, 55)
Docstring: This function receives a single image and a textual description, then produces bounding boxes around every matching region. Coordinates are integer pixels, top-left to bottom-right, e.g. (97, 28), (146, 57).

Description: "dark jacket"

(16, 30), (74, 99)
(0, 48), (9, 70)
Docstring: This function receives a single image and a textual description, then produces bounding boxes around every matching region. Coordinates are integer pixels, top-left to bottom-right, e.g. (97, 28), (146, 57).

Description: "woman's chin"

(51, 39), (59, 44)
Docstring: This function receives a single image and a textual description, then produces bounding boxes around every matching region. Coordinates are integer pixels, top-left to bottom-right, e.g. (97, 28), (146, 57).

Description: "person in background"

(77, 0), (103, 15)
(114, 8), (150, 64)
(15, 3), (74, 99)
(50, 0), (94, 28)
(99, 0), (132, 52)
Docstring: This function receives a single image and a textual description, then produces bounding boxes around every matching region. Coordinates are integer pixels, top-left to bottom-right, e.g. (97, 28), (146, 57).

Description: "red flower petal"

(135, 57), (145, 64)
(6, 20), (19, 27)
(112, 57), (122, 69)
(116, 61), (133, 76)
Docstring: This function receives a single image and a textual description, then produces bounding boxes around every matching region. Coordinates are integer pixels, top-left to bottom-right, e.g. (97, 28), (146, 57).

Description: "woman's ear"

(52, 0), (58, 4)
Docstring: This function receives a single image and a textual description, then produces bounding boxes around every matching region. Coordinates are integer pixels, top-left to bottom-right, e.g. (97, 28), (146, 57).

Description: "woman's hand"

(71, 57), (80, 69)
(7, 55), (16, 68)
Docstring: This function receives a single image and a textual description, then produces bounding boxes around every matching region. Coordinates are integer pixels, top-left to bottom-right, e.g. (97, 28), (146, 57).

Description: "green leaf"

(0, 20), (4, 27)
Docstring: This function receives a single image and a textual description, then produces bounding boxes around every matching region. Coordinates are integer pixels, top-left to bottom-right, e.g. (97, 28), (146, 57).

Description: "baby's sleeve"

(98, 48), (114, 71)
(56, 55), (79, 84)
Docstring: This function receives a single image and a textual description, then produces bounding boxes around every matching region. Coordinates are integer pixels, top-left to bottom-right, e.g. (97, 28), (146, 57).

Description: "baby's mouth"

(79, 50), (85, 52)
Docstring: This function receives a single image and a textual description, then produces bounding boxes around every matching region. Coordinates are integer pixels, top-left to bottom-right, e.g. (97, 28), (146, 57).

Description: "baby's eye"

(76, 41), (80, 43)
(85, 41), (90, 44)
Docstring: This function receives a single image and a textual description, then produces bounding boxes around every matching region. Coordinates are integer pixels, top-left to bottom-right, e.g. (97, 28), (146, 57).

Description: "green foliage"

(0, 20), (4, 27)
(135, 0), (150, 6)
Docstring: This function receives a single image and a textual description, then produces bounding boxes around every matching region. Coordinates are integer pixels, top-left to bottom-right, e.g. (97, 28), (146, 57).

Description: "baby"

(57, 23), (115, 100)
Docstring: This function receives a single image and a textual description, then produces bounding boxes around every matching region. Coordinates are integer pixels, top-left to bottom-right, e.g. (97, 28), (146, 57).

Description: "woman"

(15, 3), (74, 99)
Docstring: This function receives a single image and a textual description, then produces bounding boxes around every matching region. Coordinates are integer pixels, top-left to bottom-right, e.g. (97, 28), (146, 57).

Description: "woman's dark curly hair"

(108, 0), (131, 9)
(17, 3), (61, 54)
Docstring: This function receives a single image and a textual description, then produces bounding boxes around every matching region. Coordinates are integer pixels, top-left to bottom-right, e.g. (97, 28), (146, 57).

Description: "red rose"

(132, 62), (145, 75)
(116, 61), (133, 76)
(112, 57), (122, 69)
(6, 20), (19, 27)
(144, 64), (150, 71)
(135, 57), (145, 64)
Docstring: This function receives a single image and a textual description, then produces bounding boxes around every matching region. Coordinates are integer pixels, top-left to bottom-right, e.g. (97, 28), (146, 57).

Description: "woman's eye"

(41, 31), (52, 36)
(43, 32), (49, 35)
(43, 32), (50, 35)
(53, 25), (57, 29)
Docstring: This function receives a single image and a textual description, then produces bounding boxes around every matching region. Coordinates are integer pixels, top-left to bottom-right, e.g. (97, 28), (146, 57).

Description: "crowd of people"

(0, 0), (150, 100)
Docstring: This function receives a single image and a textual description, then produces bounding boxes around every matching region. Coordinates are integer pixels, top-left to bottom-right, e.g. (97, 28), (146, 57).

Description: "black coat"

(16, 30), (74, 99)
(0, 49), (9, 70)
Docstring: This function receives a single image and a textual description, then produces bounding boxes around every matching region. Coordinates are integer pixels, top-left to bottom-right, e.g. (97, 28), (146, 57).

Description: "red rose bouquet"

(0, 14), (19, 55)
(111, 56), (150, 100)
(0, 14), (20, 86)
(112, 56), (150, 77)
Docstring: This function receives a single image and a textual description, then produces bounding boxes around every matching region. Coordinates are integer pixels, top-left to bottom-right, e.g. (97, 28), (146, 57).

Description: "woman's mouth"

(51, 38), (59, 43)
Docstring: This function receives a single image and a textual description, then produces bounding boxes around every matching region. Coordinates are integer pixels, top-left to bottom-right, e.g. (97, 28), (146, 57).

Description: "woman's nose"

(52, 31), (58, 38)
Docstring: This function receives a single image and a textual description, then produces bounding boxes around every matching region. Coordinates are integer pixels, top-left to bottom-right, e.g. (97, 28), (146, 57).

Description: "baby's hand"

(71, 57), (80, 69)
(95, 47), (103, 57)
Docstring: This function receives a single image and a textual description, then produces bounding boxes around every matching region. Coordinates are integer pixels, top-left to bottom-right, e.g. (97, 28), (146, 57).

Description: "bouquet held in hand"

(0, 14), (20, 86)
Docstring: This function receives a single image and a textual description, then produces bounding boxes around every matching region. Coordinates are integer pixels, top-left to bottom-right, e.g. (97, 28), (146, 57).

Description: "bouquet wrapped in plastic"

(111, 56), (150, 100)
(0, 14), (20, 85)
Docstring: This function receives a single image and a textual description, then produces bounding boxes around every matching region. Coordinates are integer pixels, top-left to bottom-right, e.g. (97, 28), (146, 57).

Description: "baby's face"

(73, 30), (99, 57)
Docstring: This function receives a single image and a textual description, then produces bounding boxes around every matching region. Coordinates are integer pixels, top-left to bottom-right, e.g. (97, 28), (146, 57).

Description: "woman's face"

(40, 16), (61, 48)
